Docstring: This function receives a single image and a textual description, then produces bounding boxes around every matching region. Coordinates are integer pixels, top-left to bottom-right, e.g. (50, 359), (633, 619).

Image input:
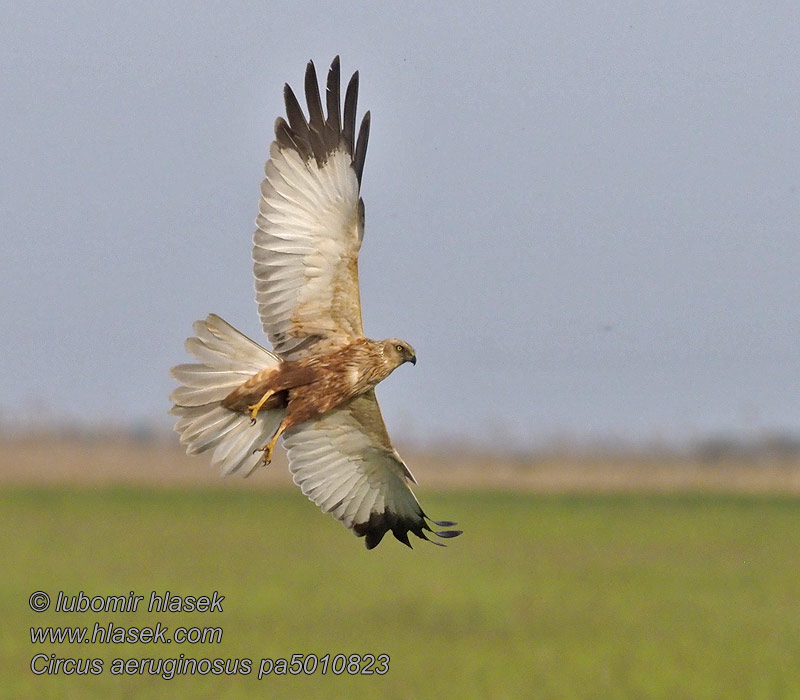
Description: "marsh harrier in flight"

(170, 58), (461, 549)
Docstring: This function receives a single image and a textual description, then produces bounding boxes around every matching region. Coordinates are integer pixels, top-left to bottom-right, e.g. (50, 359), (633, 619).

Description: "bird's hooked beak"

(409, 354), (417, 366)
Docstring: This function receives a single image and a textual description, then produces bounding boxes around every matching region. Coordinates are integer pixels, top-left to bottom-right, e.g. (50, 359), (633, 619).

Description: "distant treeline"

(2, 423), (799, 462)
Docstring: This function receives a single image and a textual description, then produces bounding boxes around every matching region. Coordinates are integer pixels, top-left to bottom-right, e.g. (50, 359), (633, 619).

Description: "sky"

(2, 1), (798, 449)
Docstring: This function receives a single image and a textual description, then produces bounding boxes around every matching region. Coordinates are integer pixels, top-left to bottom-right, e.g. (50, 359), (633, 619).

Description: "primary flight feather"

(170, 58), (461, 549)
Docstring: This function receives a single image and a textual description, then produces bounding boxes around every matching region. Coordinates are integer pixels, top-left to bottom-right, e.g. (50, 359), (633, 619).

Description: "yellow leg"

(254, 421), (287, 466)
(247, 390), (275, 425)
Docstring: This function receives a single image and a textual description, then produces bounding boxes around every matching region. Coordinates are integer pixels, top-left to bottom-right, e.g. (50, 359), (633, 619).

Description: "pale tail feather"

(170, 314), (285, 477)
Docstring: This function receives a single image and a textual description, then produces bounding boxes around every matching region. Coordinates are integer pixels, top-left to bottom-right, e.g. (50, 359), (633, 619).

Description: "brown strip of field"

(2, 437), (800, 494)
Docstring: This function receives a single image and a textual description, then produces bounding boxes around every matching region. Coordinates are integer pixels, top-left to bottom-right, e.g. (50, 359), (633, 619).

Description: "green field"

(3, 487), (800, 699)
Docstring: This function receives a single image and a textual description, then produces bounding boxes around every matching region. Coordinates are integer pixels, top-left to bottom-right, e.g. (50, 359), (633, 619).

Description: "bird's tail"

(169, 314), (285, 476)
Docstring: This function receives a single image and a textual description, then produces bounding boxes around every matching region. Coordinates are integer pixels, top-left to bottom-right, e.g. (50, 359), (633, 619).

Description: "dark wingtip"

(435, 530), (463, 539)
(353, 110), (370, 184)
(416, 530), (445, 547)
(364, 531), (385, 550)
(394, 529), (412, 548)
(343, 70), (359, 149)
(355, 509), (461, 551)
(305, 60), (320, 112)
(276, 56), (367, 175)
(423, 515), (462, 546)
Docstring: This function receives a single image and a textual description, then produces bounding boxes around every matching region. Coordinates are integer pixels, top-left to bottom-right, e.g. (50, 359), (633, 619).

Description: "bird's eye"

(396, 344), (403, 352)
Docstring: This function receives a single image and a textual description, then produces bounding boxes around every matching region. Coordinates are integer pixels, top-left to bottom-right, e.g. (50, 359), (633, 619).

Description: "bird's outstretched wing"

(254, 57), (370, 360)
(283, 391), (462, 549)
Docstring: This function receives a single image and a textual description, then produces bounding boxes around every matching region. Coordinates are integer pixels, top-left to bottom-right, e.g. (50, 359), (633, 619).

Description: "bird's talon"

(253, 439), (277, 466)
(247, 389), (274, 425)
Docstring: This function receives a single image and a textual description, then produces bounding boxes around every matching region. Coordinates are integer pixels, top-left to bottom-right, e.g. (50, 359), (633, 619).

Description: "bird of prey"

(170, 57), (461, 549)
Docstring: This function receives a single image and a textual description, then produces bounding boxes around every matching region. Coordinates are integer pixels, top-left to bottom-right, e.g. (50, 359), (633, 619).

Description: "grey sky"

(2, 1), (798, 448)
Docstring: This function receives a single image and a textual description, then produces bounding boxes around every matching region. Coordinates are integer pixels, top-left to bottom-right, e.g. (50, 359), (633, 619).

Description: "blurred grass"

(2, 487), (800, 699)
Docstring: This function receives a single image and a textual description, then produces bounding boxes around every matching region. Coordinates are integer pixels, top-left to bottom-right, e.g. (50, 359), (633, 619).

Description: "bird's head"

(382, 338), (417, 368)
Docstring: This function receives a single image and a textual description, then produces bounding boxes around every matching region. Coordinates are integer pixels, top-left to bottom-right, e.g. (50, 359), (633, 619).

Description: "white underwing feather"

(170, 314), (285, 477)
